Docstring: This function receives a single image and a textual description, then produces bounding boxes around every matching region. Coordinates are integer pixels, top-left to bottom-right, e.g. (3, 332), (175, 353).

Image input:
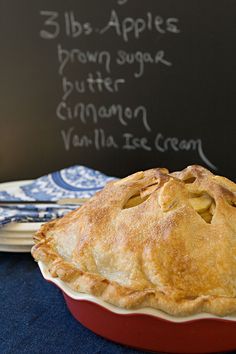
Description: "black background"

(0, 0), (236, 181)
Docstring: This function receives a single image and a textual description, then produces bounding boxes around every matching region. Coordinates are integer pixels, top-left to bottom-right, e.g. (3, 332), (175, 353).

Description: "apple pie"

(32, 165), (236, 316)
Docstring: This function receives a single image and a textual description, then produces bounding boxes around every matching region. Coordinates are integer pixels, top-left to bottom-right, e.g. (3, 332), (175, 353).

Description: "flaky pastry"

(32, 165), (236, 316)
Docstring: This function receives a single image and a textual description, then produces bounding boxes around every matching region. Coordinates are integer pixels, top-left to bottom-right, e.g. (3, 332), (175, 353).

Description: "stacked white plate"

(0, 221), (41, 252)
(0, 167), (111, 252)
(0, 180), (42, 252)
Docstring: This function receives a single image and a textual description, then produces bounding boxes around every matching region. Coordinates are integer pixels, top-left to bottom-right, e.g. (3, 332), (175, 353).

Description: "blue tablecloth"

(2, 254), (236, 354)
(0, 252), (149, 354)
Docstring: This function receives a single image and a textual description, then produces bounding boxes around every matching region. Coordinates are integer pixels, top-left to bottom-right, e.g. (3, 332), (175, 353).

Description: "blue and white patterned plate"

(0, 165), (116, 227)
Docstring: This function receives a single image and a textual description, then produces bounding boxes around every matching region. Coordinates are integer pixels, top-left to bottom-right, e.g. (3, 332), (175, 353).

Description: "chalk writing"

(64, 12), (93, 37)
(100, 10), (180, 41)
(61, 127), (119, 151)
(40, 11), (60, 39)
(40, 10), (180, 41)
(123, 133), (151, 151)
(116, 50), (172, 78)
(56, 102), (150, 132)
(58, 45), (111, 75)
(39, 5), (217, 171)
(155, 134), (217, 170)
(62, 74), (125, 100)
(117, 0), (128, 5)
(58, 45), (171, 78)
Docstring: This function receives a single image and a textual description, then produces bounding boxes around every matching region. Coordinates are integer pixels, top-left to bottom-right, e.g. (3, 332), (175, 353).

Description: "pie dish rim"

(38, 261), (236, 324)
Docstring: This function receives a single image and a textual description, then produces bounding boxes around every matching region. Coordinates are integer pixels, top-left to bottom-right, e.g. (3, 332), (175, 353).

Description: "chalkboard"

(1, 0), (236, 182)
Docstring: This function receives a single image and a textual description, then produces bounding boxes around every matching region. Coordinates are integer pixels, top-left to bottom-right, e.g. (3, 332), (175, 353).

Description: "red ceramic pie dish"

(39, 262), (236, 353)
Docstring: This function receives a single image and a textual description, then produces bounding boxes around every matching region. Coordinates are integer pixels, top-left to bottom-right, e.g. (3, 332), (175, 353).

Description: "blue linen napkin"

(0, 165), (115, 227)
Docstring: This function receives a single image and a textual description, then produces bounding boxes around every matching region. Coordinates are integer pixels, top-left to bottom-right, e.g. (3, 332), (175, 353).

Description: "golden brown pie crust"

(32, 165), (236, 316)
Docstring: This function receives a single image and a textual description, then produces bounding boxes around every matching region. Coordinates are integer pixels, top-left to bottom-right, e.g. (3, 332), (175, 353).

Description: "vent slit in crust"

(189, 192), (215, 224)
(183, 176), (196, 184)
